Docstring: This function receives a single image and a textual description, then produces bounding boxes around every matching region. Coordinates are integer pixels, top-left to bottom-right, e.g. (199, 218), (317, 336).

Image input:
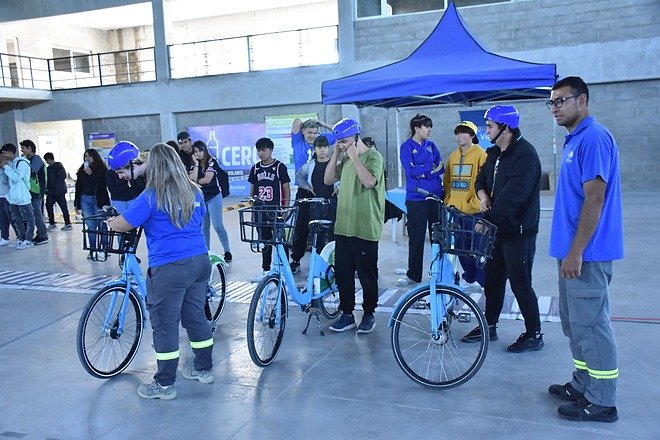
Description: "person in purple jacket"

(396, 114), (444, 286)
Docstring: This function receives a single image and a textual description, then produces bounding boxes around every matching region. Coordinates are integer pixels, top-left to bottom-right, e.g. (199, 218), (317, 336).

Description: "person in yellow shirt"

(443, 121), (487, 288)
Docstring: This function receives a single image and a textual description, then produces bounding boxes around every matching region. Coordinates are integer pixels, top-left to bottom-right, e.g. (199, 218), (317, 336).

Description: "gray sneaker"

(137, 381), (177, 400)
(61, 224), (73, 231)
(357, 313), (376, 334)
(47, 224), (58, 230)
(182, 367), (214, 384)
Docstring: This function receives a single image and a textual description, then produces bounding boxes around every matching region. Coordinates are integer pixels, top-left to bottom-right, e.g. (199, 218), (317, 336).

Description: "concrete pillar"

(159, 112), (176, 142)
(338, 1), (356, 66)
(0, 106), (21, 145)
(151, 0), (170, 82)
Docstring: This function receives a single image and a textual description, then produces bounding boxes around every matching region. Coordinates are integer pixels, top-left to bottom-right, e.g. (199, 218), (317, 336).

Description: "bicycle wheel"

(205, 262), (227, 324)
(76, 285), (144, 379)
(391, 286), (488, 389)
(246, 275), (287, 367)
(318, 244), (340, 319)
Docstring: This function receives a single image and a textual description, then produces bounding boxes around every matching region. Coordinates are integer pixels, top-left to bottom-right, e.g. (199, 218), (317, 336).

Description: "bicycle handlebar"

(415, 188), (443, 203)
(298, 197), (332, 205)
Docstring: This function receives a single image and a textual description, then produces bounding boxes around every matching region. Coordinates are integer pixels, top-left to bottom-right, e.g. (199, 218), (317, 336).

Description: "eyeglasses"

(545, 95), (579, 110)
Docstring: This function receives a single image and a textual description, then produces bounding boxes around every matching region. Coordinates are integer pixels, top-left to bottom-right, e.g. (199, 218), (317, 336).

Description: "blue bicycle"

(389, 200), (497, 388)
(76, 207), (227, 378)
(239, 199), (339, 367)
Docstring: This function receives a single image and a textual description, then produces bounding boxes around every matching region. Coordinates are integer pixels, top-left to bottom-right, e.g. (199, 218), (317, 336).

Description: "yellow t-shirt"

(443, 144), (487, 214)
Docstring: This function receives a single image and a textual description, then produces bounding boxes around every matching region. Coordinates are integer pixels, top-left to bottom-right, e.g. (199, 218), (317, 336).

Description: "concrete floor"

(0, 192), (658, 439)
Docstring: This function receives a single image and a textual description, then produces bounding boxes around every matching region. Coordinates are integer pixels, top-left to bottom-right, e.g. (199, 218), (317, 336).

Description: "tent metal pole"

(396, 108), (402, 188)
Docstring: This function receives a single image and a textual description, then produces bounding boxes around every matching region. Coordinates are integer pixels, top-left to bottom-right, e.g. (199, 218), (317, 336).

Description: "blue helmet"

(332, 118), (361, 140)
(107, 141), (139, 170)
(484, 105), (519, 129)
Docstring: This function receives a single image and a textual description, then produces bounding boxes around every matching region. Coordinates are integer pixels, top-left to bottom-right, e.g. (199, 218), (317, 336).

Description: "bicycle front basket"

(238, 205), (298, 252)
(82, 211), (142, 259)
(432, 205), (498, 267)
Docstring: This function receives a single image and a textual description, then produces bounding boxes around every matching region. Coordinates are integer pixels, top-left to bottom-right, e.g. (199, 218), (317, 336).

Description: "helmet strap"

(490, 124), (506, 145)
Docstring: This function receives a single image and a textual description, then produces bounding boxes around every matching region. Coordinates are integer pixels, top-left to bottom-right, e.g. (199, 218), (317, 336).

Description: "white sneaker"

(8, 240), (18, 247)
(0, 238), (10, 247)
(394, 268), (407, 275)
(22, 240), (35, 249)
(250, 271), (268, 283)
(396, 276), (419, 287)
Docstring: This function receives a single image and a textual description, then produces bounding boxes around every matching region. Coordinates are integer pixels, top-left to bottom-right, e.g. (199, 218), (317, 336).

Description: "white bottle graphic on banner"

(207, 130), (220, 158)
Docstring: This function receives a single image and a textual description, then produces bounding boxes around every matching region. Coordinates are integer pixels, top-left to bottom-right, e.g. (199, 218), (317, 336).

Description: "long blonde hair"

(146, 142), (201, 228)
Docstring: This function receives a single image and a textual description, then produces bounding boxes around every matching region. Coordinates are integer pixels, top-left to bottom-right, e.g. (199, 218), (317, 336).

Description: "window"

(52, 48), (91, 73)
(356, 0), (509, 18)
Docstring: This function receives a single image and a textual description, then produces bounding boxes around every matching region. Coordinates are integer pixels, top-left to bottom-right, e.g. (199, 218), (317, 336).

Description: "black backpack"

(218, 167), (230, 198)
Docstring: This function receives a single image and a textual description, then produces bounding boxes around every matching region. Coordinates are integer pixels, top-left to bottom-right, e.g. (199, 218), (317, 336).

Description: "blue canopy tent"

(322, 2), (557, 239)
(322, 2), (557, 108)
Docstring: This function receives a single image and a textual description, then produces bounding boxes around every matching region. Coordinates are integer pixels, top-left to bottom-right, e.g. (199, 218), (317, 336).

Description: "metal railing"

(0, 24), (338, 91)
(0, 48), (156, 91)
(168, 25), (338, 79)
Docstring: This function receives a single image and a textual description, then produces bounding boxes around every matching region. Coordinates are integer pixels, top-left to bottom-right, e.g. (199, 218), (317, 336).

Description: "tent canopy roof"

(322, 2), (557, 108)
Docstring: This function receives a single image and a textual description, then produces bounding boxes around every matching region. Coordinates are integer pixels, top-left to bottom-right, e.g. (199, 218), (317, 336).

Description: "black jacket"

(74, 165), (110, 211)
(475, 135), (541, 241)
(46, 162), (68, 196)
(105, 169), (146, 202)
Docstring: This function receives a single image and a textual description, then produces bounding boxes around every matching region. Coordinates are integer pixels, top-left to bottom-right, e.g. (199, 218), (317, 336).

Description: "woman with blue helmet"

(324, 118), (385, 334)
(461, 104), (544, 353)
(107, 142), (214, 400)
(106, 141), (146, 214)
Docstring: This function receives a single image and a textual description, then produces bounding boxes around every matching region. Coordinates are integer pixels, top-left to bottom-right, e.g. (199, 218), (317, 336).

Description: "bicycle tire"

(390, 286), (488, 389)
(246, 275), (287, 367)
(206, 262), (227, 325)
(76, 285), (144, 379)
(319, 267), (340, 320)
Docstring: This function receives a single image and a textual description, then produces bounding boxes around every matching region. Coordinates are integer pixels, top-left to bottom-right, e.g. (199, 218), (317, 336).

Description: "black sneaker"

(290, 261), (300, 274)
(507, 331), (544, 353)
(329, 313), (356, 332)
(549, 382), (584, 401)
(357, 313), (376, 334)
(461, 325), (498, 343)
(224, 251), (233, 263)
(557, 397), (618, 422)
(33, 235), (50, 245)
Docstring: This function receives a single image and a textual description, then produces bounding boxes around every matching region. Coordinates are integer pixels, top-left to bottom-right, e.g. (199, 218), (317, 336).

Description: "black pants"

(484, 235), (541, 333)
(260, 226), (289, 271)
(405, 200), (440, 283)
(290, 188), (313, 262)
(334, 235), (379, 315)
(46, 194), (71, 225)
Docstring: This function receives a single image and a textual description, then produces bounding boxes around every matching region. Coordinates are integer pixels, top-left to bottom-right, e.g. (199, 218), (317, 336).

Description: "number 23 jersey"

(248, 159), (291, 205)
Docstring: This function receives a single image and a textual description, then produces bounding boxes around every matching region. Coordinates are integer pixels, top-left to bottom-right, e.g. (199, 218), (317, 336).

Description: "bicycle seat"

(308, 219), (332, 230)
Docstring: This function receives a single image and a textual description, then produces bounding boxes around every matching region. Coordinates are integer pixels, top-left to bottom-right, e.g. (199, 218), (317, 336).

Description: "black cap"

(177, 131), (190, 141)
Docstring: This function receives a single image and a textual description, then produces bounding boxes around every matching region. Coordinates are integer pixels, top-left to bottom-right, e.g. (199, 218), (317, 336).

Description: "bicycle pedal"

(457, 312), (471, 323)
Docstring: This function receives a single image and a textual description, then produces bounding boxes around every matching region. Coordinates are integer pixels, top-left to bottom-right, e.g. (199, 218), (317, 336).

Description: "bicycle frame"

(388, 242), (458, 339)
(101, 253), (148, 335)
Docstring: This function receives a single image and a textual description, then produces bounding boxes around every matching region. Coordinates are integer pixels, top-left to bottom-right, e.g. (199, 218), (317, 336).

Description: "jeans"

(203, 194), (230, 253)
(0, 197), (17, 240)
(9, 203), (35, 241)
(110, 199), (136, 215)
(457, 212), (485, 286)
(46, 194), (71, 225)
(81, 194), (101, 249)
(31, 195), (48, 239)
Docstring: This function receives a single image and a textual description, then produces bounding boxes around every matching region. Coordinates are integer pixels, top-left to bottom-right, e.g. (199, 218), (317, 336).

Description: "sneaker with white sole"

(396, 276), (419, 287)
(182, 368), (214, 384)
(137, 381), (177, 400)
(250, 271), (269, 283)
(394, 268), (407, 275)
(357, 313), (376, 334)
(329, 313), (356, 332)
(47, 224), (58, 230)
(17, 240), (34, 250)
(61, 224), (73, 231)
(0, 238), (10, 247)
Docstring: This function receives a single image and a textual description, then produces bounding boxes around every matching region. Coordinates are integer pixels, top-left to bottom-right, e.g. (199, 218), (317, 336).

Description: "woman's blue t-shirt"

(122, 188), (208, 267)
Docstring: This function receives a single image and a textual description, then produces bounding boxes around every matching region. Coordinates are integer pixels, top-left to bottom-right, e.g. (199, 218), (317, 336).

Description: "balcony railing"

(0, 24), (338, 92)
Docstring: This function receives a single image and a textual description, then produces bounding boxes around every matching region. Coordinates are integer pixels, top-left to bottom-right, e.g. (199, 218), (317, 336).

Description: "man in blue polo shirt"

(546, 76), (623, 423)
